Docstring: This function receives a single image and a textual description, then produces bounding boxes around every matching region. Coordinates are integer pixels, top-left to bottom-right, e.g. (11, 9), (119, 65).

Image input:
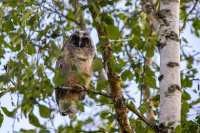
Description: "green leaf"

(77, 102), (84, 112)
(105, 25), (120, 39)
(139, 102), (148, 114)
(182, 91), (191, 100)
(39, 105), (51, 118)
(109, 57), (122, 73)
(25, 43), (36, 55)
(29, 112), (43, 128)
(53, 69), (65, 86)
(20, 129), (36, 133)
(23, 10), (32, 21)
(192, 19), (200, 37)
(98, 96), (110, 104)
(101, 13), (114, 25)
(3, 0), (18, 7)
(0, 48), (5, 58)
(84, 117), (93, 124)
(121, 70), (133, 81)
(135, 120), (146, 133)
(0, 111), (3, 127)
(93, 58), (103, 71)
(112, 42), (123, 52)
(175, 125), (182, 133)
(147, 129), (155, 133)
(1, 107), (17, 117)
(181, 101), (190, 121)
(96, 79), (108, 91)
(117, 13), (127, 20)
(0, 75), (10, 84)
(66, 10), (75, 21)
(146, 47), (154, 57)
(24, 0), (33, 3)
(144, 67), (156, 88)
(181, 76), (192, 88)
(39, 129), (50, 133)
(100, 111), (110, 119)
(2, 20), (14, 32)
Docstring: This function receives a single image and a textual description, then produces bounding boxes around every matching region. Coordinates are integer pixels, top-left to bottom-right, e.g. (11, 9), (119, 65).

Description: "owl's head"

(69, 30), (94, 49)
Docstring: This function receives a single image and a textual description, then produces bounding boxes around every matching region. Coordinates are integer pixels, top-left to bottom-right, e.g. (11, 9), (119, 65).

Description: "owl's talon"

(79, 91), (87, 100)
(72, 84), (87, 100)
(61, 112), (67, 116)
(73, 84), (86, 91)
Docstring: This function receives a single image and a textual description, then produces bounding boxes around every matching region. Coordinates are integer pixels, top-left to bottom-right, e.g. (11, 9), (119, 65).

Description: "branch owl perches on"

(55, 30), (95, 117)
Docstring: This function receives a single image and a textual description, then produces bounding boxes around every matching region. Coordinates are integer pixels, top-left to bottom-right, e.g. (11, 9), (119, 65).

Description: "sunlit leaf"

(0, 111), (3, 127)
(1, 107), (17, 117)
(39, 105), (51, 118)
(29, 112), (44, 128)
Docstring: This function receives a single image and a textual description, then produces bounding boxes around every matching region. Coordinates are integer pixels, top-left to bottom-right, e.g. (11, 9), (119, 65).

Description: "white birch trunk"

(158, 0), (181, 131)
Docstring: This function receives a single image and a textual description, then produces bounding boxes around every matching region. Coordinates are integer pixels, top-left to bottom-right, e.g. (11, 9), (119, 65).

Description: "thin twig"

(60, 86), (111, 98)
(180, 0), (199, 31)
(35, 1), (80, 26)
(126, 101), (159, 132)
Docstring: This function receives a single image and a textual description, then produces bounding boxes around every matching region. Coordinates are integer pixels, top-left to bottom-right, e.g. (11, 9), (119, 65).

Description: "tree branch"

(70, 0), (86, 30)
(126, 101), (159, 132)
(61, 86), (111, 99)
(35, 1), (80, 26)
(180, 0), (199, 31)
(60, 85), (160, 132)
(87, 1), (133, 132)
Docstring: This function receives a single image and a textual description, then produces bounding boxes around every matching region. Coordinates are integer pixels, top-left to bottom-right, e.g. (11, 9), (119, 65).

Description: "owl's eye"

(70, 34), (80, 47)
(80, 37), (90, 48)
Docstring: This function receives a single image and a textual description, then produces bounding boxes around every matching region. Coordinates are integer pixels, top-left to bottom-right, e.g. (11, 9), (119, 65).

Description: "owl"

(55, 30), (95, 117)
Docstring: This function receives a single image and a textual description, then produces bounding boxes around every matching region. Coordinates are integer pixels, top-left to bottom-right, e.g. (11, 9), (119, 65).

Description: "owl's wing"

(56, 57), (65, 69)
(55, 49), (69, 105)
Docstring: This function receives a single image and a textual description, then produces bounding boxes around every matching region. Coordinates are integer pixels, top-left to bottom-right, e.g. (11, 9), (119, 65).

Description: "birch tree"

(0, 0), (200, 132)
(158, 0), (181, 131)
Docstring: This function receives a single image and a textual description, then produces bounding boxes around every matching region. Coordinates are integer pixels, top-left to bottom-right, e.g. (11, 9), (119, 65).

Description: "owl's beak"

(61, 109), (75, 116)
(59, 100), (77, 117)
(60, 108), (77, 118)
(61, 112), (67, 116)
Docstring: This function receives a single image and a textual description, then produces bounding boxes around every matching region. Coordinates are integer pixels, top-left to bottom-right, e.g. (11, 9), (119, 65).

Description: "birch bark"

(158, 0), (181, 131)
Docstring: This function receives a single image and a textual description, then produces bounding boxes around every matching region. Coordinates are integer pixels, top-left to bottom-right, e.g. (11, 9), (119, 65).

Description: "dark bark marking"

(164, 91), (170, 97)
(158, 74), (164, 81)
(158, 9), (171, 19)
(158, 121), (176, 133)
(168, 84), (182, 93)
(167, 62), (179, 68)
(165, 84), (181, 97)
(157, 42), (167, 50)
(157, 9), (171, 26)
(165, 31), (179, 41)
(158, 123), (168, 133)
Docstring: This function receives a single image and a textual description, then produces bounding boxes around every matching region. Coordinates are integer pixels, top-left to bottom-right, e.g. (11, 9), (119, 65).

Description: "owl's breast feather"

(67, 58), (92, 87)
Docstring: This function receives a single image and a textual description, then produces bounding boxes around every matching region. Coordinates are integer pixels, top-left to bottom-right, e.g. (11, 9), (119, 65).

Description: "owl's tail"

(55, 85), (87, 117)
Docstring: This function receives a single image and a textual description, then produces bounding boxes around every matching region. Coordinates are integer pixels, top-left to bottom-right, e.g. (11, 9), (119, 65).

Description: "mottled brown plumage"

(55, 31), (95, 117)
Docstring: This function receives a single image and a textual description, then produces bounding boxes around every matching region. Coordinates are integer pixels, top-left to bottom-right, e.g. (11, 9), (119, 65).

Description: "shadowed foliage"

(0, 0), (200, 132)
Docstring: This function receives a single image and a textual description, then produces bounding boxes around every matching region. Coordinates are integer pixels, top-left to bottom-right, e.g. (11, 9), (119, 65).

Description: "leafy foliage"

(0, 0), (199, 132)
